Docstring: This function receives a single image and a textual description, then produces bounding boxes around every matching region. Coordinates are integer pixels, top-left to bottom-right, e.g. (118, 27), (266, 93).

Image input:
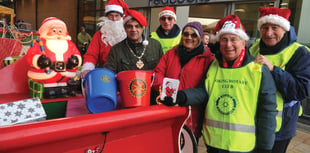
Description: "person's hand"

(160, 96), (176, 106)
(67, 55), (79, 69)
(254, 55), (274, 71)
(81, 70), (90, 79)
(37, 55), (51, 69)
(159, 91), (187, 106)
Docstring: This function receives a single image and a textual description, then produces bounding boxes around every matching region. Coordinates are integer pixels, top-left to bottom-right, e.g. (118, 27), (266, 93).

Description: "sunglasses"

(183, 32), (198, 38)
(160, 17), (174, 21)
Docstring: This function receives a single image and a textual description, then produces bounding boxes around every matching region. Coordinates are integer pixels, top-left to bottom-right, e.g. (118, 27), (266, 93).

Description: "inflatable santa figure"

(26, 17), (82, 99)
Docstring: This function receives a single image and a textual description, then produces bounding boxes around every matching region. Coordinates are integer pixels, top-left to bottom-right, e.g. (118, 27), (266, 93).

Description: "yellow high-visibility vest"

(203, 60), (262, 152)
(250, 40), (305, 131)
(151, 32), (181, 54)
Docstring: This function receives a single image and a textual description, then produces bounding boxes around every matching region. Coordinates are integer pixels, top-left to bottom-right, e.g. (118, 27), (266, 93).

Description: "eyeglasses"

(219, 37), (242, 44)
(183, 32), (198, 38)
(160, 17), (173, 21)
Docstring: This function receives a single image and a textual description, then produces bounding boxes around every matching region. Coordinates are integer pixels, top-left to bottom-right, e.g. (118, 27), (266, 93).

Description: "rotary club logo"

(129, 79), (147, 97)
(216, 94), (237, 115)
(101, 75), (111, 83)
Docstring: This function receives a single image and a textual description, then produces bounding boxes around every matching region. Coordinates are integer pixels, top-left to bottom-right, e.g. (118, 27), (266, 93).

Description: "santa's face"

(44, 24), (69, 58)
(46, 24), (67, 40)
(107, 12), (122, 21)
(98, 17), (126, 46)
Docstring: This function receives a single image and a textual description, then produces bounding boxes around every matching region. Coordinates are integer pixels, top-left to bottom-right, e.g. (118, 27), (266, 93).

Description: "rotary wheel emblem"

(216, 94), (236, 115)
(101, 75), (111, 83)
(129, 79), (147, 97)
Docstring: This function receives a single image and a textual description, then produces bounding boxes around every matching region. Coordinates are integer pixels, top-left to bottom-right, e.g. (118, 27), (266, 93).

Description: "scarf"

(178, 42), (205, 67)
(156, 24), (181, 38)
(259, 32), (289, 55)
(222, 48), (246, 68)
(126, 37), (145, 55)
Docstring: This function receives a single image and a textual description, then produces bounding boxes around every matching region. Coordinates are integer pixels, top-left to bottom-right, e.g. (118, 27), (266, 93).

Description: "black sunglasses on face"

(160, 17), (173, 21)
(183, 32), (198, 38)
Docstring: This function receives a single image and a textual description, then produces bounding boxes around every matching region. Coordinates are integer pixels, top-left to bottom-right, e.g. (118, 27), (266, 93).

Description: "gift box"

(28, 79), (44, 99)
(3, 56), (22, 67)
(0, 98), (46, 126)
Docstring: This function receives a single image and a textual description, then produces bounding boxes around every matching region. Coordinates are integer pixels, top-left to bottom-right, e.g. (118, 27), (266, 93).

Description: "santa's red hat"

(159, 6), (177, 21)
(38, 17), (67, 35)
(211, 14), (249, 42)
(123, 9), (147, 27)
(123, 9), (148, 46)
(105, 0), (129, 15)
(258, 7), (291, 31)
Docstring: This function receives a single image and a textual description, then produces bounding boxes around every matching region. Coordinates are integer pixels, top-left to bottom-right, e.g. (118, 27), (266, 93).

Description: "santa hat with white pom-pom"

(257, 6), (291, 31)
(105, 0), (129, 16)
(123, 9), (149, 46)
(210, 14), (249, 42)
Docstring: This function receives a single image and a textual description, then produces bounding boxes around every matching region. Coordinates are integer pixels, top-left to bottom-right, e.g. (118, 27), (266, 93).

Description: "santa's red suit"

(27, 38), (82, 86)
(82, 31), (111, 67)
(82, 0), (128, 72)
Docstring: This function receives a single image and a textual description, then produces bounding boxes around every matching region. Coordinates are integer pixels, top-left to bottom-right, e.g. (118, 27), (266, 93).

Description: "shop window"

(79, 0), (108, 36)
(189, 4), (227, 34)
(234, 2), (282, 46)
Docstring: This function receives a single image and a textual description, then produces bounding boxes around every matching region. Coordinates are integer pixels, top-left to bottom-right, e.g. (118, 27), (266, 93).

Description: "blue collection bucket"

(83, 68), (117, 113)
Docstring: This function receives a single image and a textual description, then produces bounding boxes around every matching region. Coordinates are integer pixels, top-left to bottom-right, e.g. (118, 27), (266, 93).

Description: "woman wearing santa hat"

(151, 6), (182, 54)
(249, 7), (310, 153)
(160, 14), (277, 153)
(104, 9), (163, 73)
(81, 0), (129, 78)
(152, 21), (214, 143)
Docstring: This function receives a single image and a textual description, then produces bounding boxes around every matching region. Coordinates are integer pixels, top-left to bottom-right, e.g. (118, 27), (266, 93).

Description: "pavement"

(197, 119), (310, 153)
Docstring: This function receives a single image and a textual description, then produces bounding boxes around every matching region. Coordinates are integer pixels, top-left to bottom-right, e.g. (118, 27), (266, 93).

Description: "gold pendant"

(136, 59), (144, 69)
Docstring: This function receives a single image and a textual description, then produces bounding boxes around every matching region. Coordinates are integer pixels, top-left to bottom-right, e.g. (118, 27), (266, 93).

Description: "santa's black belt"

(50, 61), (66, 72)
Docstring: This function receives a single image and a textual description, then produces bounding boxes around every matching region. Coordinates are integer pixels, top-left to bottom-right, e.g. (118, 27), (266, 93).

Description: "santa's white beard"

(46, 39), (68, 61)
(97, 17), (127, 46)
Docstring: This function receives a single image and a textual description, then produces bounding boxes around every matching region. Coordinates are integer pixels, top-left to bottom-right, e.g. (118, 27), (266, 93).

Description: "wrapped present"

(28, 79), (44, 99)
(3, 56), (22, 67)
(0, 98), (46, 126)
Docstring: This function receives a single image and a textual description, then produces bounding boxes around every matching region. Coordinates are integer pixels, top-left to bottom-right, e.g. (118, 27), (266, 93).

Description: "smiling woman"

(152, 21), (214, 147)
(181, 22), (204, 52)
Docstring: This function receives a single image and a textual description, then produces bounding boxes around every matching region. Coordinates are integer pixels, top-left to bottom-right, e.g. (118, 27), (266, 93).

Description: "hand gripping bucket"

(83, 68), (117, 113)
(116, 70), (153, 108)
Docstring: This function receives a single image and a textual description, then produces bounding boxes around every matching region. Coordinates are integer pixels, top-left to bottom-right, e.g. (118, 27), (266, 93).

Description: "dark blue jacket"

(261, 27), (310, 140)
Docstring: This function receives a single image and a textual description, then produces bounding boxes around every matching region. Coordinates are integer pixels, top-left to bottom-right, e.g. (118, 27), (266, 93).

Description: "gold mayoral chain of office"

(126, 40), (146, 69)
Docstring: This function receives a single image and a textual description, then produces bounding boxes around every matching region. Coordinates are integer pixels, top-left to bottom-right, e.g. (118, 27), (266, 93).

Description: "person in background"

(77, 26), (92, 56)
(152, 21), (214, 142)
(203, 32), (210, 47)
(151, 6), (182, 54)
(81, 0), (128, 78)
(249, 6), (310, 153)
(161, 14), (277, 153)
(104, 9), (163, 73)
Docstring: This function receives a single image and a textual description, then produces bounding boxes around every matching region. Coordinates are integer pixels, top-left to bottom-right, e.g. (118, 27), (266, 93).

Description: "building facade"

(0, 0), (309, 44)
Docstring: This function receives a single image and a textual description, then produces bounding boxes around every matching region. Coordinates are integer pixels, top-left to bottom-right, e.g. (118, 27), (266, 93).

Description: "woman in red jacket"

(152, 21), (214, 142)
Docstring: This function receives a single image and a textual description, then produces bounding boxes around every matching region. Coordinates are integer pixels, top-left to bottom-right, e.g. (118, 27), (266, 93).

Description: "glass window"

(189, 4), (227, 34)
(79, 0), (108, 36)
(234, 2), (275, 46)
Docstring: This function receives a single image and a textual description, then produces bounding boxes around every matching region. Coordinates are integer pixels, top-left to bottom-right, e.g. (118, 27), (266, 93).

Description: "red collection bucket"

(116, 70), (153, 108)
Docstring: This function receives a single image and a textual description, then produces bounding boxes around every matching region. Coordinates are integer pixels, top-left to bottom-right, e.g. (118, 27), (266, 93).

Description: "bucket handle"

(151, 72), (155, 87)
(81, 78), (86, 97)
